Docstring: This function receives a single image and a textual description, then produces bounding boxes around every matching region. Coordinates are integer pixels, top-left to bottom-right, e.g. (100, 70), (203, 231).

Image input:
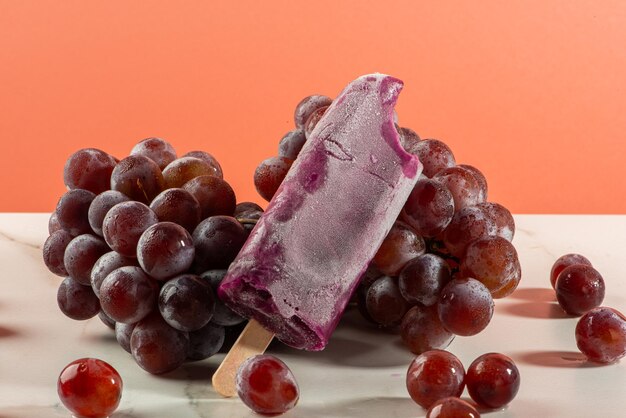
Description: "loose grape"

(401, 305), (455, 355)
(236, 354), (299, 415)
(373, 221), (426, 276)
(433, 166), (485, 212)
(57, 358), (122, 418)
(130, 137), (177, 170)
(187, 322), (226, 361)
(550, 253), (592, 289)
(43, 230), (74, 276)
(63, 148), (117, 194)
(57, 277), (101, 320)
(438, 278), (494, 336)
(406, 349), (465, 409)
(254, 156), (293, 202)
(278, 129), (307, 160)
(365, 276), (409, 326)
(404, 139), (455, 178)
(401, 178), (455, 237)
(466, 353), (520, 409)
(99, 266), (159, 324)
(192, 216), (248, 272)
(56, 189), (96, 236)
(182, 150), (223, 179)
(399, 254), (451, 306)
(90, 251), (137, 298)
(149, 188), (202, 233)
(575, 307), (626, 364)
(162, 156), (216, 189)
(87, 190), (130, 236)
(182, 175), (237, 219)
(294, 94), (332, 129)
(130, 312), (190, 375)
(460, 236), (522, 298)
(137, 222), (195, 280)
(110, 155), (165, 204)
(555, 264), (605, 316)
(159, 274), (216, 332)
(200, 270), (245, 326)
(63, 234), (110, 285)
(102, 201), (158, 258)
(426, 397), (480, 418)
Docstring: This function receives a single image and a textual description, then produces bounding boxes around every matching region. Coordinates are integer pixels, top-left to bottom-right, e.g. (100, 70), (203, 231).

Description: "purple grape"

(48, 212), (63, 234)
(187, 322), (226, 361)
(57, 277), (101, 320)
(137, 222), (195, 280)
(182, 175), (237, 219)
(192, 216), (248, 272)
(63, 234), (110, 285)
(294, 95), (332, 129)
(99, 266), (159, 324)
(278, 129), (307, 160)
(130, 137), (177, 170)
(401, 305), (455, 355)
(43, 230), (74, 276)
(115, 322), (135, 353)
(159, 274), (216, 332)
(56, 189), (96, 236)
(90, 251), (137, 298)
(88, 191), (130, 236)
(110, 155), (165, 204)
(64, 148), (117, 194)
(98, 310), (116, 329)
(149, 188), (201, 233)
(200, 270), (245, 326)
(366, 276), (409, 326)
(399, 253), (451, 306)
(102, 201), (158, 258)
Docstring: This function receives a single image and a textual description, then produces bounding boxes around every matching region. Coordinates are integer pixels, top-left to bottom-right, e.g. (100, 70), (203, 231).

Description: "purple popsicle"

(218, 74), (421, 351)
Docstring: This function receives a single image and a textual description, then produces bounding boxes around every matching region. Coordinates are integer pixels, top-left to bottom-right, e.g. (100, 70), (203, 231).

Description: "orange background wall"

(1, 1), (625, 214)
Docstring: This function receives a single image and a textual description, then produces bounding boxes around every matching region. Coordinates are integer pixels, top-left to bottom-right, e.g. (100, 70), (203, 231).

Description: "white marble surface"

(1, 213), (625, 417)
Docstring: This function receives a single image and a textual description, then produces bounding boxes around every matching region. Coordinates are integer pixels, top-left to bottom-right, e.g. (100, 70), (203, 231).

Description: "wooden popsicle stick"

(212, 319), (275, 398)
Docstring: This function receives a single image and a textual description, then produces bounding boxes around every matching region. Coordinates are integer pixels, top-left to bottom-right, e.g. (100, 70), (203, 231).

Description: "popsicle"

(214, 73), (421, 395)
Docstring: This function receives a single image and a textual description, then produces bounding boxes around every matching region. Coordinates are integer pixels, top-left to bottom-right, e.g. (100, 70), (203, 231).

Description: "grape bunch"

(43, 138), (261, 374)
(254, 94), (521, 355)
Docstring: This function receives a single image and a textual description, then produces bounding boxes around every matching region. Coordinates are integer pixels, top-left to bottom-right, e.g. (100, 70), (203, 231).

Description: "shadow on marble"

(511, 350), (602, 368)
(0, 325), (19, 338)
(509, 287), (556, 302)
(499, 301), (571, 319)
(158, 361), (219, 382)
(296, 396), (417, 418)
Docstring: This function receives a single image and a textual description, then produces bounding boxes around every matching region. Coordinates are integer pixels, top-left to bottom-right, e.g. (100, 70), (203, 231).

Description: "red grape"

(555, 264), (605, 316)
(438, 278), (494, 336)
(102, 201), (158, 257)
(575, 307), (626, 364)
(433, 166), (485, 212)
(466, 353), (520, 409)
(99, 266), (159, 324)
(401, 305), (455, 355)
(63, 148), (117, 195)
(278, 129), (307, 160)
(550, 253), (592, 289)
(406, 349), (465, 409)
(57, 277), (101, 320)
(294, 94), (332, 129)
(458, 164), (488, 202)
(399, 253), (451, 306)
(57, 358), (122, 418)
(182, 150), (223, 179)
(373, 221), (426, 276)
(158, 274), (216, 332)
(404, 139), (455, 178)
(63, 234), (110, 285)
(236, 354), (299, 415)
(56, 189), (96, 236)
(182, 175), (237, 219)
(137, 222), (195, 280)
(443, 204), (505, 258)
(149, 188), (202, 233)
(48, 211), (63, 234)
(162, 156), (216, 189)
(130, 312), (189, 374)
(254, 156), (293, 202)
(90, 251), (137, 298)
(398, 126), (421, 150)
(43, 230), (74, 276)
(303, 105), (329, 139)
(426, 397), (480, 418)
(130, 137), (177, 170)
(110, 155), (165, 204)
(460, 236), (521, 298)
(115, 322), (135, 353)
(401, 178), (455, 237)
(366, 275), (409, 326)
(87, 190), (130, 236)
